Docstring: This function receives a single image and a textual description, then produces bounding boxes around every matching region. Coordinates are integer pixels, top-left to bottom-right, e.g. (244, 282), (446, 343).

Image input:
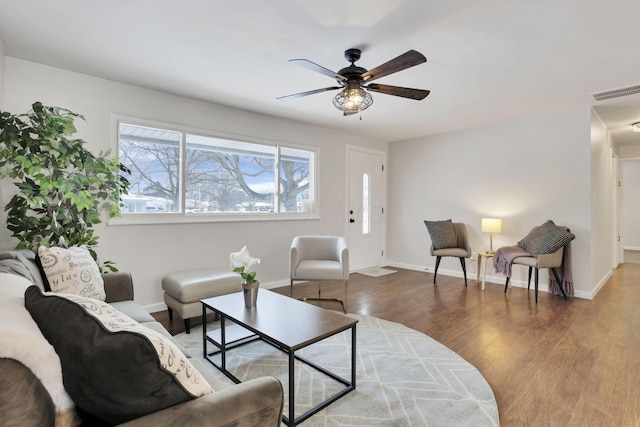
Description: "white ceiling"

(1, 0), (640, 144)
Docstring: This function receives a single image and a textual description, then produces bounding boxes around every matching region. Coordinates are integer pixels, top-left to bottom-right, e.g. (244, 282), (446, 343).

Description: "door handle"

(349, 219), (355, 223)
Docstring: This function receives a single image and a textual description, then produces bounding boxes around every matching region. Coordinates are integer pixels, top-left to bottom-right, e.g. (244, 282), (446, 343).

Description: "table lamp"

(481, 218), (502, 253)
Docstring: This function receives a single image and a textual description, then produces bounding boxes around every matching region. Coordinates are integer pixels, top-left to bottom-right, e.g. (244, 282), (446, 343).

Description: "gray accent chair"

(504, 246), (566, 303)
(426, 222), (472, 286)
(289, 236), (349, 313)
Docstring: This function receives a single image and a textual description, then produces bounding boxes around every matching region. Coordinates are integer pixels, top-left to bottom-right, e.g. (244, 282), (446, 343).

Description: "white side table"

(476, 251), (495, 290)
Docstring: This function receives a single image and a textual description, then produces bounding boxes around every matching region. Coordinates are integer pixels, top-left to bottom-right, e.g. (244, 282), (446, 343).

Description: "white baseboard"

(386, 259), (593, 300)
(144, 261), (601, 312)
(584, 269), (612, 300)
(145, 302), (167, 314)
(385, 261), (426, 272)
(261, 279), (290, 290)
(624, 246), (640, 251)
(386, 260), (482, 283)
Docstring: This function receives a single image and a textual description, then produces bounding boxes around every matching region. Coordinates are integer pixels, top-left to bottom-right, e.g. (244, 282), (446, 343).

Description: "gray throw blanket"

(493, 245), (530, 277)
(548, 240), (574, 297)
(493, 242), (575, 297)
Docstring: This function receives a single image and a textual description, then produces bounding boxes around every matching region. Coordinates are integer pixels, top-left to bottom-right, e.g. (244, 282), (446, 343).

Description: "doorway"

(346, 145), (385, 271)
(622, 159), (640, 264)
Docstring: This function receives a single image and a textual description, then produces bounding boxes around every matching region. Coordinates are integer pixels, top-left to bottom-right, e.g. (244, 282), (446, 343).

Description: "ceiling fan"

(278, 48), (430, 116)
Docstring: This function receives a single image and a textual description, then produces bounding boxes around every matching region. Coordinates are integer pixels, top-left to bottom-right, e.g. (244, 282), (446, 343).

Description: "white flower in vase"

(229, 246), (260, 285)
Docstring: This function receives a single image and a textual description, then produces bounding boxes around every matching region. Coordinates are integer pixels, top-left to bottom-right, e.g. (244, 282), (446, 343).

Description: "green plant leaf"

(0, 102), (130, 269)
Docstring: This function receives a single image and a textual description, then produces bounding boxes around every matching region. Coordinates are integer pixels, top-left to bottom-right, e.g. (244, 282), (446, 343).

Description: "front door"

(346, 146), (385, 271)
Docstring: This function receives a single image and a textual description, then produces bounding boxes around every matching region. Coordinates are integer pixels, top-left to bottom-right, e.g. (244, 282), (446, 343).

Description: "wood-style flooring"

(153, 263), (640, 426)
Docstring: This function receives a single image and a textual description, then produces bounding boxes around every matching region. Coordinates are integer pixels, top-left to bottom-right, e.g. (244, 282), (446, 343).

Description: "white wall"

(590, 111), (615, 294)
(0, 38), (6, 245)
(2, 57), (388, 310)
(620, 145), (640, 159)
(1, 56), (619, 305)
(623, 160), (640, 249)
(0, 37), (5, 108)
(386, 107), (597, 299)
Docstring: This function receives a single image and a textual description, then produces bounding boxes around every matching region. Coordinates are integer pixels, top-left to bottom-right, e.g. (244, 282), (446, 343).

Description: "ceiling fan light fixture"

(279, 48), (428, 115)
(332, 86), (373, 114)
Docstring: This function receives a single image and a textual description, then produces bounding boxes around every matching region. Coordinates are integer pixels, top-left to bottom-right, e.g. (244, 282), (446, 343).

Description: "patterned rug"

(175, 314), (499, 426)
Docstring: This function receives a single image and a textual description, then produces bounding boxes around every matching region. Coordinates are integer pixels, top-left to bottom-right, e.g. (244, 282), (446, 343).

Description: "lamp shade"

(481, 218), (502, 234)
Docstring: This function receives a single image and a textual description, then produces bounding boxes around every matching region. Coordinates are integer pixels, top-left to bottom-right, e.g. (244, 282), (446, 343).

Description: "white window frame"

(109, 115), (319, 225)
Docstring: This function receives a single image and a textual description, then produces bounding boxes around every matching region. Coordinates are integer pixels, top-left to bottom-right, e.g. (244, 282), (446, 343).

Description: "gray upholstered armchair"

(504, 247), (565, 303)
(289, 236), (349, 313)
(424, 220), (471, 286)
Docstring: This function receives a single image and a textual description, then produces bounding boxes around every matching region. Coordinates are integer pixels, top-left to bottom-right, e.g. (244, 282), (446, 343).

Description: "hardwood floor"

(153, 263), (640, 426)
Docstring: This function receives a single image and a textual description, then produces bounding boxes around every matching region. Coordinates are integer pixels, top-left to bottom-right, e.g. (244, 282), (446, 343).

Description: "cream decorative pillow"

(37, 246), (106, 301)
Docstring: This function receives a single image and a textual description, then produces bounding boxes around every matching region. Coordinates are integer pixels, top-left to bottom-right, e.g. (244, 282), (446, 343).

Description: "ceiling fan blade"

(366, 83), (430, 100)
(289, 59), (347, 82)
(361, 50), (427, 83)
(277, 86), (342, 101)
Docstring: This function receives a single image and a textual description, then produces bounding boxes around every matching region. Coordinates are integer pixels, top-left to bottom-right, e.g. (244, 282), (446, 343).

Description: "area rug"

(354, 267), (397, 277)
(175, 314), (499, 426)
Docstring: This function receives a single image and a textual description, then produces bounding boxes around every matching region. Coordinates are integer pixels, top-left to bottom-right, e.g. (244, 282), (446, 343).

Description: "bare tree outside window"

(280, 147), (311, 212)
(118, 123), (313, 215)
(185, 135), (276, 213)
(118, 125), (180, 213)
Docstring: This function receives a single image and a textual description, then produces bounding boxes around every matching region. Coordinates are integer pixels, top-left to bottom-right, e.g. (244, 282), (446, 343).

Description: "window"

(118, 122), (315, 218)
(119, 124), (180, 213)
(185, 134), (276, 213)
(280, 147), (313, 212)
(362, 173), (371, 234)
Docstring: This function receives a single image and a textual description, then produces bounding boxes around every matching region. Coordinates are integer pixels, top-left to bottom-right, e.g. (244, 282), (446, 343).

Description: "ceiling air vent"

(593, 85), (640, 101)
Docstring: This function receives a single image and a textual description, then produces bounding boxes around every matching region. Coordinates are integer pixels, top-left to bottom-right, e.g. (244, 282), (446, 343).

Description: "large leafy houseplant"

(0, 102), (129, 271)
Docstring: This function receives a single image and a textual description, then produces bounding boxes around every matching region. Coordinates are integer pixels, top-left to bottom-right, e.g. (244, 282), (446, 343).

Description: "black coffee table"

(201, 289), (357, 426)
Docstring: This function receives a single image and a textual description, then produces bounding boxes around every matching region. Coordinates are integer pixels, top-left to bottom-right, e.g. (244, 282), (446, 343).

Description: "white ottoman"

(162, 269), (240, 333)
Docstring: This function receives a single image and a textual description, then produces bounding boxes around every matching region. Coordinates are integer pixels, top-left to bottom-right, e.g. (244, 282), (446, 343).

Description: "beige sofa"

(0, 249), (283, 427)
